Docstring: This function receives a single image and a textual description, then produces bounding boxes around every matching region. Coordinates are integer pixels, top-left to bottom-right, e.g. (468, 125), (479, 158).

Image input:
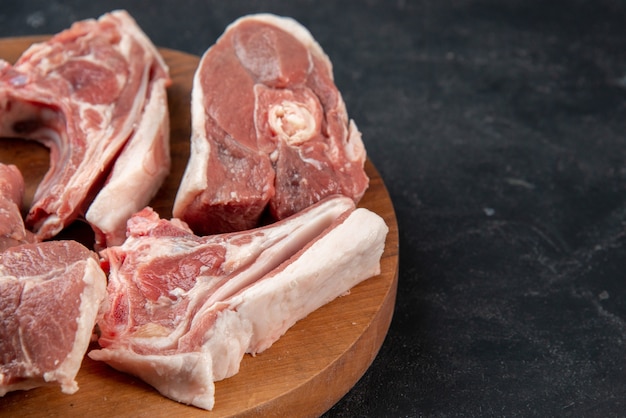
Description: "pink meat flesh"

(89, 195), (388, 410)
(0, 240), (107, 396)
(173, 13), (368, 235)
(0, 163), (35, 251)
(0, 10), (171, 245)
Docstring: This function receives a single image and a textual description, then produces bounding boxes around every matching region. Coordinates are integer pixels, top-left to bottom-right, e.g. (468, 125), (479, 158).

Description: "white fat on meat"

(89, 195), (388, 410)
(230, 207), (387, 354)
(0, 240), (107, 396)
(0, 10), (171, 245)
(86, 74), (171, 249)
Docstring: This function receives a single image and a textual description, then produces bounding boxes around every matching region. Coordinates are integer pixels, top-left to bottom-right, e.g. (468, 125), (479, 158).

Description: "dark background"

(2, 1), (626, 416)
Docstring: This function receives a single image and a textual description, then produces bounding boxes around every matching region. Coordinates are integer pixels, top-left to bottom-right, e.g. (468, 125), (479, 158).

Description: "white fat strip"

(237, 14), (328, 76)
(117, 27), (134, 60)
(232, 207), (388, 354)
(199, 196), (354, 310)
(124, 236), (199, 261)
(344, 120), (366, 162)
(51, 256), (106, 394)
(87, 350), (216, 410)
(85, 77), (170, 247)
(172, 71), (210, 217)
(298, 151), (324, 170)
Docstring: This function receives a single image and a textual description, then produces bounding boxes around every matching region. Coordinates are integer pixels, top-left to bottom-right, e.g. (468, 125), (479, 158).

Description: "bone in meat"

(0, 10), (171, 245)
(173, 14), (368, 235)
(89, 195), (387, 410)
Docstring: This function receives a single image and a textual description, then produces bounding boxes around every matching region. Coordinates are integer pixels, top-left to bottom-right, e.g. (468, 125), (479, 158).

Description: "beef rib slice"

(89, 195), (388, 410)
(0, 10), (171, 246)
(173, 14), (369, 235)
(0, 240), (107, 396)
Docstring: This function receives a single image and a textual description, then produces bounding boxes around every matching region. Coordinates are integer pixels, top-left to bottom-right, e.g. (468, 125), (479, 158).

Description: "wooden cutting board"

(0, 36), (399, 417)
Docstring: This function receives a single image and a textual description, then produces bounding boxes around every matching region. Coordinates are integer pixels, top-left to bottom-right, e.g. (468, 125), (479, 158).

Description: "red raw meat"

(173, 14), (368, 235)
(0, 163), (35, 250)
(0, 10), (171, 246)
(89, 195), (388, 410)
(0, 240), (107, 396)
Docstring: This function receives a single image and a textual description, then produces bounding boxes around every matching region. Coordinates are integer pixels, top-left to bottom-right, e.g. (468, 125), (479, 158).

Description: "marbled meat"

(89, 195), (387, 410)
(173, 14), (369, 235)
(0, 10), (171, 247)
(0, 240), (107, 396)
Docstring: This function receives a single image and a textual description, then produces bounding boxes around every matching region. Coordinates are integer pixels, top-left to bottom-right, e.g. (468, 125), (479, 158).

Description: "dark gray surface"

(2, 1), (625, 416)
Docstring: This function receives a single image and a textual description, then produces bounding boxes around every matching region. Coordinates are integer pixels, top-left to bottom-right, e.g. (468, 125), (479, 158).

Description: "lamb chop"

(173, 14), (368, 235)
(90, 195), (388, 410)
(0, 10), (171, 247)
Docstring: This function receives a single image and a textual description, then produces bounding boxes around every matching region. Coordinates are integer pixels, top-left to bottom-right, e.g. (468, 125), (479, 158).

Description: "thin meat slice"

(85, 72), (171, 249)
(0, 163), (35, 251)
(173, 14), (368, 235)
(0, 240), (107, 396)
(89, 195), (387, 410)
(0, 10), (171, 244)
(0, 164), (23, 206)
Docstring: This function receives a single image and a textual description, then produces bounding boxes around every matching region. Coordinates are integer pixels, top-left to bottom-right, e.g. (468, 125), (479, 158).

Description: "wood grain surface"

(0, 36), (399, 417)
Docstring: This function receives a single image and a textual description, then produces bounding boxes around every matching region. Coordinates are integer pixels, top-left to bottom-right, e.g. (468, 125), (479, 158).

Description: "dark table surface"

(2, 1), (625, 416)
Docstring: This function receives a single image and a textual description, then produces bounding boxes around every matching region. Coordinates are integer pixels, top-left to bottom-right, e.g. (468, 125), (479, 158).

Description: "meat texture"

(0, 163), (35, 251)
(173, 14), (368, 235)
(0, 240), (107, 396)
(89, 195), (387, 410)
(0, 10), (171, 246)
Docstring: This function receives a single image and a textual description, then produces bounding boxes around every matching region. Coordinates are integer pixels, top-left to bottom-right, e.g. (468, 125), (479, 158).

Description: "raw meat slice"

(173, 14), (369, 235)
(85, 72), (171, 249)
(0, 164), (23, 206)
(0, 163), (35, 251)
(89, 195), (388, 410)
(0, 10), (171, 243)
(0, 240), (107, 396)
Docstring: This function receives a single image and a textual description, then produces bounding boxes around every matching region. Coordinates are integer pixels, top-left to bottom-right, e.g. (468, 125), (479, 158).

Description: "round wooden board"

(0, 36), (399, 417)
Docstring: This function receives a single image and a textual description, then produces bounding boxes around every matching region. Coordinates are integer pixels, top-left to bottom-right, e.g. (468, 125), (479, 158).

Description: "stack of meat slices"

(0, 11), (388, 412)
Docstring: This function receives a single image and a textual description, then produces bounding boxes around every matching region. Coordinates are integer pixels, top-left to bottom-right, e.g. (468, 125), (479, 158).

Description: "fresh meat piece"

(0, 163), (35, 251)
(89, 195), (387, 410)
(0, 240), (107, 396)
(0, 164), (23, 206)
(85, 71), (171, 249)
(0, 10), (171, 245)
(173, 14), (368, 235)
